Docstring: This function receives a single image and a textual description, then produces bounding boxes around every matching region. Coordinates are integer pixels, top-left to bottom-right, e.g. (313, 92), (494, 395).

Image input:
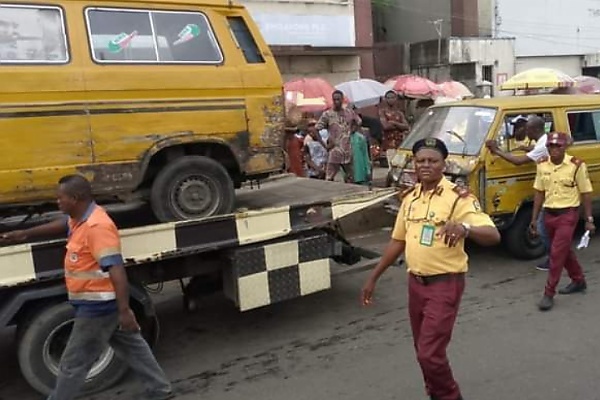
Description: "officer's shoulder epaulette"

(537, 156), (549, 164)
(452, 185), (471, 198)
(570, 156), (583, 166)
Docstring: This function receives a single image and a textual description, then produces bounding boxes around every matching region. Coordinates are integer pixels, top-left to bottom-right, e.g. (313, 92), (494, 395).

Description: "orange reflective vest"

(64, 205), (121, 302)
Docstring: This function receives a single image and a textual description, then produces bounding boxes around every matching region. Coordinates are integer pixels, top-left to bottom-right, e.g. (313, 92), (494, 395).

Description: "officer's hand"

(361, 279), (377, 306)
(438, 222), (466, 247)
(585, 221), (596, 235)
(529, 222), (538, 237)
(118, 308), (141, 333)
(0, 230), (27, 245)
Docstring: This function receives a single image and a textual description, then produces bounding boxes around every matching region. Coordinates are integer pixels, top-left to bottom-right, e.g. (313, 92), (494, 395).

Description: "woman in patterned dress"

(379, 90), (410, 154)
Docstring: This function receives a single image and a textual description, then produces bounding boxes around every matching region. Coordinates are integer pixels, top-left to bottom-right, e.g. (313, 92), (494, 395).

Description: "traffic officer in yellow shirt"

(361, 138), (500, 400)
(530, 132), (595, 311)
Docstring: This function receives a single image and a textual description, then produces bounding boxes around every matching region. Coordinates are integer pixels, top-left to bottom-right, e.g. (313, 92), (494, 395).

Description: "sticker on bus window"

(173, 24), (200, 46)
(108, 31), (138, 53)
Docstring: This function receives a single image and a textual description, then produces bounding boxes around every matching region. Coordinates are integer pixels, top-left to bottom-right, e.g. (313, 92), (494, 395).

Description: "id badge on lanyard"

(420, 225), (435, 247)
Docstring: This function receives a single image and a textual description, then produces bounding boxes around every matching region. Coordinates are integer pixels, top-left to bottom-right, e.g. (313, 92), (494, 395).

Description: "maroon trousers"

(544, 208), (586, 297)
(409, 274), (464, 400)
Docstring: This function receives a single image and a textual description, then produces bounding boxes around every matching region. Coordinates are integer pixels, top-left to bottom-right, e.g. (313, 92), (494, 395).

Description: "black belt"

(544, 207), (577, 216)
(410, 272), (465, 286)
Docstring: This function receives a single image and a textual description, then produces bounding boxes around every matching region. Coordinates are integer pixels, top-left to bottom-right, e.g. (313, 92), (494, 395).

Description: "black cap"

(412, 138), (449, 159)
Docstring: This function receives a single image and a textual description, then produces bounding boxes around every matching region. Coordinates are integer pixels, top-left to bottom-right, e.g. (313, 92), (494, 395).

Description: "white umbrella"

(335, 79), (390, 109)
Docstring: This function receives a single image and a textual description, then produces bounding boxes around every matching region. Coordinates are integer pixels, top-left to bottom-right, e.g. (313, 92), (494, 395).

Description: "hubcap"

(171, 176), (220, 219)
(43, 320), (114, 381)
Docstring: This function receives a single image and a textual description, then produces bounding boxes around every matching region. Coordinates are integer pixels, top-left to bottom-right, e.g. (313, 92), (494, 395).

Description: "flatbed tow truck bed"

(0, 175), (396, 397)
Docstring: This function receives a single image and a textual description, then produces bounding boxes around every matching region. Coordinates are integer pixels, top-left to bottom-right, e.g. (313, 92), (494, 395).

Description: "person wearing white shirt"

(485, 115), (551, 271)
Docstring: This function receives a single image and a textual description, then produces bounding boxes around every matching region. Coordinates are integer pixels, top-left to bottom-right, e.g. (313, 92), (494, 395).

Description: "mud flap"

(223, 231), (337, 312)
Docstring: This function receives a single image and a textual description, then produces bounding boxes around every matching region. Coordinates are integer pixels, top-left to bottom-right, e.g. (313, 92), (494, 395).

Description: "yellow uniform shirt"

(533, 154), (593, 209)
(509, 137), (531, 150)
(391, 177), (495, 276)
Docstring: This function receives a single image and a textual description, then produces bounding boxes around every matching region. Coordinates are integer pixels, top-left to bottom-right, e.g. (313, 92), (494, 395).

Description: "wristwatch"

(586, 216), (594, 223)
(461, 222), (471, 237)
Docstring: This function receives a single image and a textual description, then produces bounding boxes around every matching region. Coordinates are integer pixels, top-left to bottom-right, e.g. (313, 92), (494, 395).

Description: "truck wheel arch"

(137, 134), (247, 189)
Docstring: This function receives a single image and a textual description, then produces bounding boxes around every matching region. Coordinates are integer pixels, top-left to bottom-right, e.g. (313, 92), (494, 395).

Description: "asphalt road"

(2, 227), (600, 400)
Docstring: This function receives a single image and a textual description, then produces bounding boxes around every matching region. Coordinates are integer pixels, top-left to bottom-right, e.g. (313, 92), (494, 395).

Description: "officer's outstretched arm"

(466, 226), (500, 247)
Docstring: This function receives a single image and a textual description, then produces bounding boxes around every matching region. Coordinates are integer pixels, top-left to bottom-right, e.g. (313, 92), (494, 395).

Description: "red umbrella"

(284, 78), (336, 112)
(574, 76), (600, 94)
(437, 81), (474, 99)
(384, 74), (440, 99)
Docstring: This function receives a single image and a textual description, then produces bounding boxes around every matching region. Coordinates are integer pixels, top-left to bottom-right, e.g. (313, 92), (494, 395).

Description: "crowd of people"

(285, 89), (420, 184)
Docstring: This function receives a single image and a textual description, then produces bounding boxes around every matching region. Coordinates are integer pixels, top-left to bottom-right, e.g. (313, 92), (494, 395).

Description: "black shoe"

(538, 295), (554, 311)
(536, 259), (549, 271)
(558, 281), (587, 295)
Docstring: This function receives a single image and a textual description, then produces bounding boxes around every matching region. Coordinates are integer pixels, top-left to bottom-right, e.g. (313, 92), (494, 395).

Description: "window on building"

(0, 4), (68, 64)
(482, 65), (493, 96)
(227, 16), (264, 64)
(86, 8), (223, 64)
(568, 110), (600, 143)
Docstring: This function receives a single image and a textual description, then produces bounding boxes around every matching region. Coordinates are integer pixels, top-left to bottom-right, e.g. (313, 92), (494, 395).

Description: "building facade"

(371, 0), (502, 85)
(411, 37), (515, 96)
(494, 0), (592, 77)
(241, 0), (373, 85)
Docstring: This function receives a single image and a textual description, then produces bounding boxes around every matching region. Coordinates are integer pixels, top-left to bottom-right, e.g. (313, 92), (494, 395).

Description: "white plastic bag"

(577, 230), (590, 250)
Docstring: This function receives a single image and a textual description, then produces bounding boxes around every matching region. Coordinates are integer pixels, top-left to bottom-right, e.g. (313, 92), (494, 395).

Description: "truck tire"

(17, 302), (128, 397)
(150, 155), (235, 222)
(504, 207), (545, 260)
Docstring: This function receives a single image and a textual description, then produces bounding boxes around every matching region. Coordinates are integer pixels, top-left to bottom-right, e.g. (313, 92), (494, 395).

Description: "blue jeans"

(47, 312), (172, 400)
(537, 210), (550, 255)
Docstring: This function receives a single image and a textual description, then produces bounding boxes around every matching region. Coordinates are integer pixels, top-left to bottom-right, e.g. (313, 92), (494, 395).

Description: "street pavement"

(2, 225), (600, 400)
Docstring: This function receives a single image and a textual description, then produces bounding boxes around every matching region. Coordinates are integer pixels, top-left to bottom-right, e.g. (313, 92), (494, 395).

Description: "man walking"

(362, 138), (500, 400)
(1, 175), (173, 400)
(486, 115), (551, 270)
(530, 132), (595, 311)
(316, 90), (361, 182)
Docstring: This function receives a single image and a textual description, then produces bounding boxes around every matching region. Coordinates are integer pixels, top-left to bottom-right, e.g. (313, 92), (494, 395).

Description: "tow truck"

(0, 175), (395, 396)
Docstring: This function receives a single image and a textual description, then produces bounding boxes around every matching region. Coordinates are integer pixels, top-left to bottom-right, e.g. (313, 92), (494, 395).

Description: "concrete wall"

(516, 56), (582, 77)
(373, 42), (409, 80)
(374, 0), (452, 44)
(354, 0), (375, 78)
(451, 0), (479, 37)
(409, 37), (515, 96)
(478, 0), (494, 36)
(449, 37), (515, 93)
(277, 55), (360, 86)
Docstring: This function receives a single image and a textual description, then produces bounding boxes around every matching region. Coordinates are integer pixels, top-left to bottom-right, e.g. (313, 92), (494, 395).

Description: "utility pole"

(493, 0), (501, 38)
(429, 19), (444, 65)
